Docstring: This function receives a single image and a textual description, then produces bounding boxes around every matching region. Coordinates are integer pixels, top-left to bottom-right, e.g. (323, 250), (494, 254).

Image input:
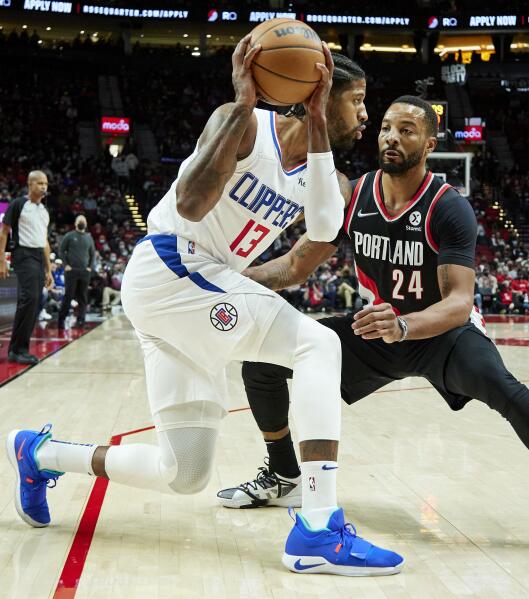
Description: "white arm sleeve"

(303, 152), (345, 242)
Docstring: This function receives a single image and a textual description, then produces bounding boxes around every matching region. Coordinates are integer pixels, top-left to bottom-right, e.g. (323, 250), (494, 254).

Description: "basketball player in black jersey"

(217, 95), (529, 509)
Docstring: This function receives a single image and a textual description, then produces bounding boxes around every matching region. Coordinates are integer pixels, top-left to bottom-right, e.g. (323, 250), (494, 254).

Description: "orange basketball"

(249, 19), (324, 106)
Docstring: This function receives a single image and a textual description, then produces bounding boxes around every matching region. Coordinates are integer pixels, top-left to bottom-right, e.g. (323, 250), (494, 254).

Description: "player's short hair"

(282, 53), (365, 119)
(390, 95), (439, 137)
(331, 53), (365, 94)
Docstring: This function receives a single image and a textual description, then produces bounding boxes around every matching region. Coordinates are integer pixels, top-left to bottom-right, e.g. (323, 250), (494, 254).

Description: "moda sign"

(101, 117), (131, 136)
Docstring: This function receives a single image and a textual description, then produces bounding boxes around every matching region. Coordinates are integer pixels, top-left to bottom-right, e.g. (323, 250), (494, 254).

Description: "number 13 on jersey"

(230, 219), (271, 258)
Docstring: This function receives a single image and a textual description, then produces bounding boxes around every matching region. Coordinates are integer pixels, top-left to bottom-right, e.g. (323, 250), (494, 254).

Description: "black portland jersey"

(343, 169), (472, 315)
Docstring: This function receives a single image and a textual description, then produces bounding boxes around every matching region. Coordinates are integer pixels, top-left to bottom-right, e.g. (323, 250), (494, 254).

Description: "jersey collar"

(373, 169), (434, 222)
(269, 112), (308, 176)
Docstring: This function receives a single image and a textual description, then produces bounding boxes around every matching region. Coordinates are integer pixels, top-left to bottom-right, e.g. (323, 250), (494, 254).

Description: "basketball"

(249, 19), (325, 106)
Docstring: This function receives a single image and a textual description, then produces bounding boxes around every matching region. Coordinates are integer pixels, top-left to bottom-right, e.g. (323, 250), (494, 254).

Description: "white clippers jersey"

(147, 108), (308, 272)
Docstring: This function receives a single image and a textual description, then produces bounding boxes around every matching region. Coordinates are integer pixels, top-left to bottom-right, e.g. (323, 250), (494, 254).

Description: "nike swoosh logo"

(294, 559), (326, 571)
(321, 464), (338, 470)
(357, 210), (378, 218)
(350, 552), (368, 560)
(17, 439), (26, 461)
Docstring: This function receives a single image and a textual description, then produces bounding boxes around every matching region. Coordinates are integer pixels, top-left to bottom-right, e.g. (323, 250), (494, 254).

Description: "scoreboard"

(429, 101), (448, 140)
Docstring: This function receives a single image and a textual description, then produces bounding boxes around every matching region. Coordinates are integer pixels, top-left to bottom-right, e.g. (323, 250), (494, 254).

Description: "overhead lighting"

(435, 44), (495, 55)
(183, 33), (188, 38)
(93, 32), (98, 37)
(360, 44), (416, 53)
(46, 26), (51, 31)
(140, 34), (144, 38)
(206, 34), (211, 38)
(193, 46), (199, 51)
(22, 24), (27, 29)
(38, 40), (43, 45)
(192, 51), (201, 57)
(80, 30), (85, 34)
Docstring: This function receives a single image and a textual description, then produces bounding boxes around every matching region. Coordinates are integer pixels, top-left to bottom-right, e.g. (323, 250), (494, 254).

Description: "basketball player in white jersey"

(7, 36), (403, 576)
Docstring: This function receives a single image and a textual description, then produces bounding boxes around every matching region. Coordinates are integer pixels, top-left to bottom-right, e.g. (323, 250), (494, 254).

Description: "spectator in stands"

(102, 262), (123, 312)
(478, 268), (498, 314)
(498, 280), (514, 314)
(337, 266), (359, 312)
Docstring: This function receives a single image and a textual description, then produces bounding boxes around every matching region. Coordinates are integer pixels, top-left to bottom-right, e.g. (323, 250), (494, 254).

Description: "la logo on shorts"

(210, 303), (238, 331)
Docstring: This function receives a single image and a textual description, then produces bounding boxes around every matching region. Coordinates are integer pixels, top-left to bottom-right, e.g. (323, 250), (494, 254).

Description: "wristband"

(396, 316), (409, 342)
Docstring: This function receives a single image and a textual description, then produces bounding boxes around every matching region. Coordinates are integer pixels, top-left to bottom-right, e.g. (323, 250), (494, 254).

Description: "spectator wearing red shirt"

(499, 281), (514, 313)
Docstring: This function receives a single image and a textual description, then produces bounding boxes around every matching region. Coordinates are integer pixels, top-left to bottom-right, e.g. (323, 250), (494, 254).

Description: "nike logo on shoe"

(357, 209), (378, 218)
(17, 439), (26, 461)
(294, 559), (326, 571)
(350, 552), (368, 559)
(321, 464), (337, 470)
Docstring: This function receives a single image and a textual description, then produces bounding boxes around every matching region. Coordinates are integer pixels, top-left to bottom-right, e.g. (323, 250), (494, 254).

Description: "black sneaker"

(217, 460), (301, 509)
(8, 352), (38, 365)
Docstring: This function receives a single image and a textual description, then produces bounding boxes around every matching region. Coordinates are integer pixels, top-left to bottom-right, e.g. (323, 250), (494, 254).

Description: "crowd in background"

(1, 32), (528, 320)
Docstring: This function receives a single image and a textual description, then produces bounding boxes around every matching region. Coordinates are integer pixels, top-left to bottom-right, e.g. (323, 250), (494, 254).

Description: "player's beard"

(327, 111), (358, 150)
(379, 148), (423, 175)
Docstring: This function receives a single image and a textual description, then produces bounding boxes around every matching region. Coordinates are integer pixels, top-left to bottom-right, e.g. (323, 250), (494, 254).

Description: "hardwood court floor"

(0, 315), (528, 599)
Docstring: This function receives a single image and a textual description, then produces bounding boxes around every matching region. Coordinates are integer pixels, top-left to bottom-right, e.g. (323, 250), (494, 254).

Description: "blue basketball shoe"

(6, 424), (63, 528)
(282, 507), (404, 576)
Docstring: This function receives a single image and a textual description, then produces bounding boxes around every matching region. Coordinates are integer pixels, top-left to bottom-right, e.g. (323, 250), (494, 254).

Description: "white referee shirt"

(3, 197), (49, 249)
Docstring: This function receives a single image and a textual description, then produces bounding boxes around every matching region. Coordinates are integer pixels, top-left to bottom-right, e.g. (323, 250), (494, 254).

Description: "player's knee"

(166, 461), (213, 495)
(301, 318), (341, 363)
(161, 427), (218, 496)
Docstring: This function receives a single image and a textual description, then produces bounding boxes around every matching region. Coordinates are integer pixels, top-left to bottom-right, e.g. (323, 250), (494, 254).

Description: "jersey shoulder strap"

(424, 178), (461, 253)
(344, 171), (375, 235)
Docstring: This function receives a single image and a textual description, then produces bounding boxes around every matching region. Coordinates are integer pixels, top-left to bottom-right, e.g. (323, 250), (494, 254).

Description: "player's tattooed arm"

(176, 36), (260, 221)
(439, 264), (451, 295)
(243, 233), (337, 290)
(176, 103), (256, 221)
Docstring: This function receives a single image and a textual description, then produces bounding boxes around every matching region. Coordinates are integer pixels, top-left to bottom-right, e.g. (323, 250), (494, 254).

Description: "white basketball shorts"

(121, 234), (289, 419)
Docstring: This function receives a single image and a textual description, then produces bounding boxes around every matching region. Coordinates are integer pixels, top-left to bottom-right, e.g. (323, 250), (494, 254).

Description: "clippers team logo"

(210, 303), (238, 331)
(207, 9), (218, 21)
(409, 211), (422, 226)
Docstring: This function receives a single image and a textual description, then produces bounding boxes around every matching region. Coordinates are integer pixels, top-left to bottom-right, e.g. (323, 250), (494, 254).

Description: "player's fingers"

(243, 44), (261, 69)
(353, 320), (386, 335)
(233, 34), (251, 64)
(361, 331), (385, 340)
(322, 41), (334, 77)
(354, 303), (390, 320)
(353, 307), (373, 320)
(314, 63), (330, 87)
(351, 313), (375, 328)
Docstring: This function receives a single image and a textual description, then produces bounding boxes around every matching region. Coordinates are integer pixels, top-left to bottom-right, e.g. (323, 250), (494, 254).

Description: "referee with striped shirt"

(0, 171), (52, 364)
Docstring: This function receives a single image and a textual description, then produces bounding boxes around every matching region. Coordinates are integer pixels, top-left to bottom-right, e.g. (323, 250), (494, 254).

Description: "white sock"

(36, 439), (97, 476)
(300, 460), (338, 530)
